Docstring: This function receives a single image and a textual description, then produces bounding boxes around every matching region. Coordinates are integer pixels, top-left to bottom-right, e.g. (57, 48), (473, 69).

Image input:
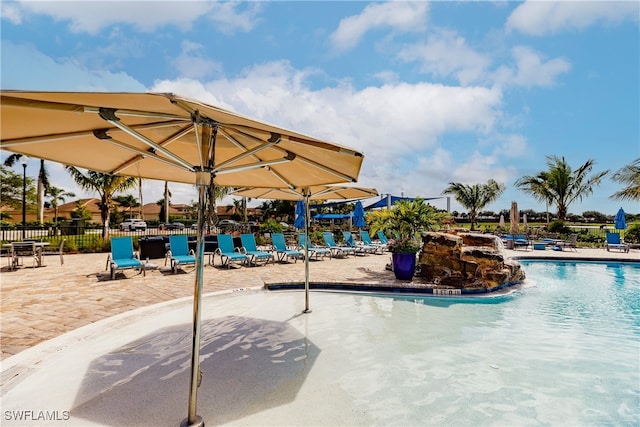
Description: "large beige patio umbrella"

(0, 90), (365, 427)
(231, 184), (378, 312)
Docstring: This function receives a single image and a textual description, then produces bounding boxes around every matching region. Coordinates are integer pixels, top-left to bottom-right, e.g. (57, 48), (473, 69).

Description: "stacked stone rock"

(418, 232), (525, 290)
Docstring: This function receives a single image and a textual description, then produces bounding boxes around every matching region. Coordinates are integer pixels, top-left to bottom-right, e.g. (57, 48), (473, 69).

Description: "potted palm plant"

(368, 198), (450, 280)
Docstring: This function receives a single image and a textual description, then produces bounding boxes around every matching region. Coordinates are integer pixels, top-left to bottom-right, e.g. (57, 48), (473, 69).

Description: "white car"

(119, 219), (147, 231)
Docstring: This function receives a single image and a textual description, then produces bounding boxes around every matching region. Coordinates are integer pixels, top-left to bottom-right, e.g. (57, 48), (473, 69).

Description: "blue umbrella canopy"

(353, 200), (366, 229)
(294, 200), (306, 229)
(614, 207), (627, 230)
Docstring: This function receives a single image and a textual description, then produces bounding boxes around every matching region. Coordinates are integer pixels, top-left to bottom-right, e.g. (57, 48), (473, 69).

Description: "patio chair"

(9, 241), (40, 270)
(605, 232), (629, 253)
(215, 234), (248, 268)
(342, 231), (377, 255)
(557, 233), (578, 252)
(106, 236), (145, 280)
(298, 233), (331, 260)
(360, 230), (387, 254)
(376, 231), (390, 245)
(239, 233), (274, 266)
(271, 233), (303, 263)
(41, 239), (66, 265)
(322, 232), (355, 258)
(165, 235), (196, 273)
(504, 234), (530, 250)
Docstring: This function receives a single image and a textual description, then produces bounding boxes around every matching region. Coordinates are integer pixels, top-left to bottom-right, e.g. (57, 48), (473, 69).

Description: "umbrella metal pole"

(181, 183), (206, 427)
(303, 193), (311, 313)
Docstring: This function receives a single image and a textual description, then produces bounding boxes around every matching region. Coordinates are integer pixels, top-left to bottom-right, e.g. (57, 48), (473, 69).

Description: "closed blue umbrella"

(294, 200), (306, 230)
(353, 200), (366, 229)
(614, 207), (627, 230)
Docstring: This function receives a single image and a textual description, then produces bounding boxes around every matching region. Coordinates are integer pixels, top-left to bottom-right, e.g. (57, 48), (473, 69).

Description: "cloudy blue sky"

(1, 1), (638, 216)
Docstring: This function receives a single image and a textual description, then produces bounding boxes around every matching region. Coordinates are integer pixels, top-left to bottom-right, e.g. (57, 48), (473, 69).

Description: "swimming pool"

(2, 261), (638, 426)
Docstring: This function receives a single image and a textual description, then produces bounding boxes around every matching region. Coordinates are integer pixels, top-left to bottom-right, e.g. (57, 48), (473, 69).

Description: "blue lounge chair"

(166, 235), (196, 273)
(342, 231), (377, 255)
(240, 233), (274, 266)
(360, 230), (387, 254)
(107, 236), (145, 280)
(298, 233), (331, 260)
(216, 234), (248, 268)
(271, 233), (304, 263)
(504, 234), (530, 250)
(377, 231), (390, 245)
(605, 232), (629, 253)
(322, 232), (355, 258)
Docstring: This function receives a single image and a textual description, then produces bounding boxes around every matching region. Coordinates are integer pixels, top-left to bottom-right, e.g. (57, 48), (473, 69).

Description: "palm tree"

(610, 158), (640, 202)
(442, 179), (505, 230)
(513, 171), (554, 224)
(65, 167), (137, 238)
(515, 156), (608, 221)
(3, 155), (50, 224)
(113, 194), (139, 219)
(46, 186), (76, 225)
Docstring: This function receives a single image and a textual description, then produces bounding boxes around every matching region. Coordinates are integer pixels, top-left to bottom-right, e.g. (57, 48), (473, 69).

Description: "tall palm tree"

(515, 156), (608, 221)
(3, 155), (50, 224)
(46, 186), (76, 225)
(610, 158), (640, 202)
(442, 179), (505, 230)
(65, 167), (137, 238)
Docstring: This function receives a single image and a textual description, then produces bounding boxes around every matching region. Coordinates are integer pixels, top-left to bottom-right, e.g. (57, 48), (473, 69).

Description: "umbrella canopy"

(230, 184), (377, 313)
(499, 214), (505, 229)
(615, 207), (627, 230)
(522, 213), (528, 232)
(509, 201), (520, 234)
(231, 184), (377, 201)
(1, 91), (363, 187)
(294, 200), (306, 230)
(353, 200), (366, 229)
(0, 90), (365, 427)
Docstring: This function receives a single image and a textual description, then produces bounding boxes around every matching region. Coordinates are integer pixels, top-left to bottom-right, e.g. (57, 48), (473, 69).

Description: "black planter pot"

(392, 252), (416, 280)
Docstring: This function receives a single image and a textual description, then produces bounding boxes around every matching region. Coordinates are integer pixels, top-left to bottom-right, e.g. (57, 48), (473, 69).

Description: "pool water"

(225, 261), (639, 426)
(4, 261), (638, 426)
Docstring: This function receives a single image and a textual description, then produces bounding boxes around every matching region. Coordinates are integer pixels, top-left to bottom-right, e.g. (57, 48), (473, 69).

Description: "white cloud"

(1, 40), (146, 91)
(153, 61), (508, 203)
(506, 1), (639, 36)
(492, 46), (571, 88)
(330, 1), (428, 53)
(173, 40), (223, 80)
(397, 29), (493, 86)
(206, 1), (262, 35)
(5, 1), (260, 35)
(1, 2), (22, 25)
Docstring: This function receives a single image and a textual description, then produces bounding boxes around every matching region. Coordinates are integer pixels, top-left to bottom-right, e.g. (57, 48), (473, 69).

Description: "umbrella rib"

(83, 106), (189, 122)
(214, 133), (281, 170)
(293, 155), (357, 183)
(215, 152), (295, 175)
(97, 108), (195, 172)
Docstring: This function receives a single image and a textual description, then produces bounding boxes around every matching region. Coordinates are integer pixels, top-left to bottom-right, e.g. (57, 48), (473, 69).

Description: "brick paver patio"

(1, 246), (637, 360)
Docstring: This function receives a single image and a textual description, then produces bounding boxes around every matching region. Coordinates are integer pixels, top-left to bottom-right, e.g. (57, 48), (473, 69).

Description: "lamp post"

(21, 156), (28, 239)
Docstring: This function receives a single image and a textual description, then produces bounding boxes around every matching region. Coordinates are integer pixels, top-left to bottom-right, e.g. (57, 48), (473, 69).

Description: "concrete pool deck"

(1, 245), (638, 426)
(1, 246), (638, 360)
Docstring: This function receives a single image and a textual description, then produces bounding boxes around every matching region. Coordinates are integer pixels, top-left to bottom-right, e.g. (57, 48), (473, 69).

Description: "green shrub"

(260, 218), (283, 233)
(625, 224), (640, 243)
(548, 220), (570, 234)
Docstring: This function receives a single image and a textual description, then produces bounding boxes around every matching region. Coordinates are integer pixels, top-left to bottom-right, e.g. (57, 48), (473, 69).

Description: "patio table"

(3, 241), (50, 269)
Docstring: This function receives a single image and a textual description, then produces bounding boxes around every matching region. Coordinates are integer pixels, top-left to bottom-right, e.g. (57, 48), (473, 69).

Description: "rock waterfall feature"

(418, 232), (525, 291)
